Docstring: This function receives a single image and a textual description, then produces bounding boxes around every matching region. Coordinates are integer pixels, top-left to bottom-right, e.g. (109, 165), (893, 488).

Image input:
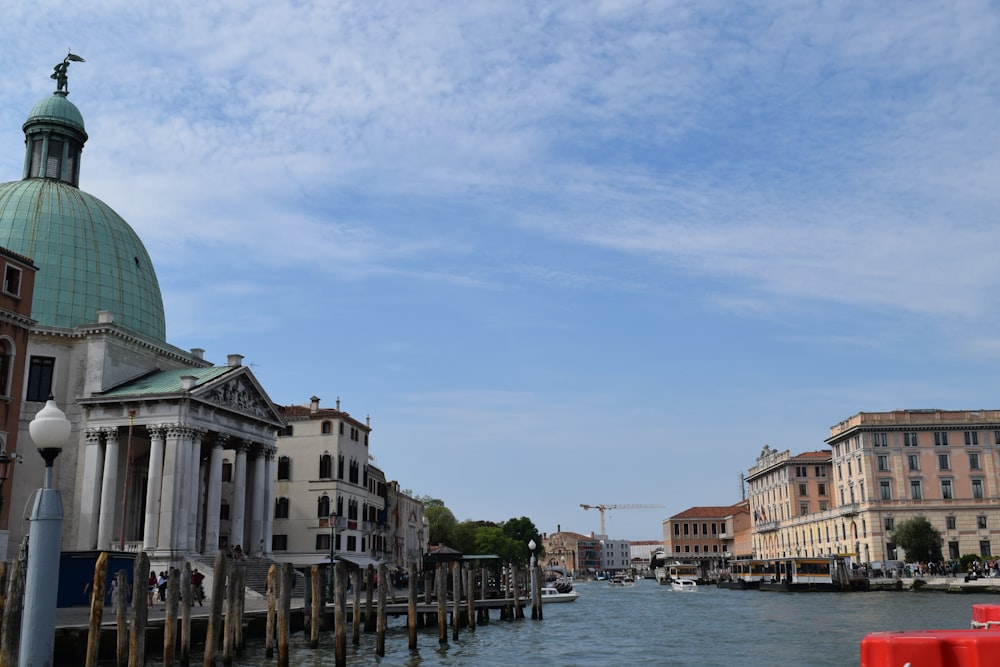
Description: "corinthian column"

(142, 426), (166, 551)
(263, 447), (276, 558)
(77, 429), (104, 550)
(96, 428), (121, 550)
(248, 446), (265, 557)
(229, 441), (248, 551)
(203, 436), (226, 554)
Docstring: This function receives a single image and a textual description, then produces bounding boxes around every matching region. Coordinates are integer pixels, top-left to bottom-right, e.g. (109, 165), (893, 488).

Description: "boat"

(757, 556), (850, 592)
(671, 578), (698, 592)
(538, 586), (579, 603)
(609, 573), (636, 587)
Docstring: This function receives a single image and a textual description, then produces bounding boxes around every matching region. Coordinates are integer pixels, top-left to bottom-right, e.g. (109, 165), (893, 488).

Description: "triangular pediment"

(195, 368), (284, 424)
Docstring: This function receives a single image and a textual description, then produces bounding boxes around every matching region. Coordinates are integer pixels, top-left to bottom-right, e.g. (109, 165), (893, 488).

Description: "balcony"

(756, 521), (780, 533)
(838, 503), (860, 516)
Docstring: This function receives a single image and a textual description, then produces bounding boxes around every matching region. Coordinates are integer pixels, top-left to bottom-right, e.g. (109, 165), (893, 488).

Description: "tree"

(420, 497), (457, 547)
(501, 516), (545, 564)
(890, 516), (943, 563)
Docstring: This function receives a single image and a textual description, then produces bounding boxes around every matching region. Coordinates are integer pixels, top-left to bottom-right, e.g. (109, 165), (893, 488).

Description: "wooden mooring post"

(129, 552), (150, 667)
(407, 559), (418, 649)
(363, 565), (374, 634)
(114, 570), (128, 667)
(277, 562), (292, 667)
(436, 563), (447, 644)
(451, 563), (461, 641)
(265, 564), (277, 659)
(180, 562), (192, 667)
(203, 550), (227, 667)
(376, 563), (387, 656)
(222, 561), (238, 665)
(0, 556), (24, 667)
(353, 567), (363, 645)
(164, 567), (179, 667)
(84, 551), (109, 667)
(334, 561), (347, 667)
(310, 564), (320, 648)
(467, 567), (476, 632)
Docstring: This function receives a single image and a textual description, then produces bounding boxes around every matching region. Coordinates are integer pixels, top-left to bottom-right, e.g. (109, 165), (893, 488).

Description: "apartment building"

(663, 505), (735, 576)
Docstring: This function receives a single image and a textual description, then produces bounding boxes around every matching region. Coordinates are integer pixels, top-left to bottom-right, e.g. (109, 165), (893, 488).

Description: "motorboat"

(610, 573), (636, 587)
(538, 586), (580, 603)
(671, 578), (698, 592)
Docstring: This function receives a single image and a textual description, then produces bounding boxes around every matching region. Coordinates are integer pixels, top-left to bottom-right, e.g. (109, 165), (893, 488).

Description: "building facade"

(663, 505), (737, 577)
(269, 397), (425, 569)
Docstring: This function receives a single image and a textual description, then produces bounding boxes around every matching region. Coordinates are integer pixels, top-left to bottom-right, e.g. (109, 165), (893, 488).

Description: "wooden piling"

(353, 567), (362, 645)
(452, 563), (461, 640)
(376, 563), (387, 656)
(265, 564), (277, 659)
(223, 561), (238, 665)
(84, 551), (109, 667)
(436, 562), (447, 644)
(467, 567), (476, 632)
(203, 550), (227, 667)
(129, 552), (150, 667)
(180, 562), (192, 667)
(407, 559), (418, 649)
(302, 566), (311, 632)
(115, 570), (128, 667)
(164, 567), (179, 667)
(334, 561), (347, 667)
(236, 564), (247, 654)
(512, 564), (523, 619)
(310, 564), (320, 648)
(535, 563), (543, 621)
(0, 556), (24, 667)
(363, 565), (374, 633)
(424, 570), (433, 605)
(277, 563), (292, 667)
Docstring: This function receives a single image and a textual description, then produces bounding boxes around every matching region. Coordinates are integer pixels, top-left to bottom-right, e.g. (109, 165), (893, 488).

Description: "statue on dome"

(51, 52), (85, 94)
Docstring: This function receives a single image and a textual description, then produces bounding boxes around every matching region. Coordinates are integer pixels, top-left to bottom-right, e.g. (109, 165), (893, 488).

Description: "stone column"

(203, 437), (225, 554)
(263, 447), (276, 557)
(229, 441), (248, 551)
(174, 428), (192, 551)
(76, 429), (105, 550)
(96, 428), (121, 550)
(249, 446), (265, 557)
(157, 425), (187, 553)
(142, 426), (166, 551)
(187, 429), (203, 551)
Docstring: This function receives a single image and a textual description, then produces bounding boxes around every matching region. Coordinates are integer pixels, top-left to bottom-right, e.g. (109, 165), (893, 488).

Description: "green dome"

(24, 93), (86, 135)
(0, 179), (166, 341)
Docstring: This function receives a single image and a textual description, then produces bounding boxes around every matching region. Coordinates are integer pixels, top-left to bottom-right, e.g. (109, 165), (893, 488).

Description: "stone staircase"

(187, 555), (304, 600)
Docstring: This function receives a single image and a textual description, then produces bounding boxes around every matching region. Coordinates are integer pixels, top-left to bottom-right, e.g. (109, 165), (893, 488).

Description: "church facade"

(0, 62), (284, 563)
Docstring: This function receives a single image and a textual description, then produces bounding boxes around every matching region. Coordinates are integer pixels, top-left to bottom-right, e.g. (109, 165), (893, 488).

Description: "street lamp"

(20, 398), (71, 667)
(528, 539), (537, 613)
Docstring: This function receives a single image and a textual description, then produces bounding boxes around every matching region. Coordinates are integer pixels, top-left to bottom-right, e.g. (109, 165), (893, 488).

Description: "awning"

(270, 554), (331, 567)
(335, 554), (381, 570)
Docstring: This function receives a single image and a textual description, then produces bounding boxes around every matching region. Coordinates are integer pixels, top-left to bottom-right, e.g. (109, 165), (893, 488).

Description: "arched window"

(317, 494), (331, 517)
(336, 495), (343, 517)
(322, 420), (333, 434)
(319, 452), (332, 479)
(275, 497), (289, 519)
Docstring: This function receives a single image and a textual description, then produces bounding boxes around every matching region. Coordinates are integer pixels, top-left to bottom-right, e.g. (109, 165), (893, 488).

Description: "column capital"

(84, 428), (103, 444)
(100, 427), (121, 443)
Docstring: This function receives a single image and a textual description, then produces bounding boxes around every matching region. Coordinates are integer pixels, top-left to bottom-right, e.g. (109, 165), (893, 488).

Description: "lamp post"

(528, 539), (537, 616)
(20, 398), (71, 667)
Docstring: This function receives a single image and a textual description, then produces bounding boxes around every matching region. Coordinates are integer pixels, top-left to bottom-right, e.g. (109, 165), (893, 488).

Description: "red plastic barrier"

(861, 630), (1000, 666)
(972, 604), (1000, 627)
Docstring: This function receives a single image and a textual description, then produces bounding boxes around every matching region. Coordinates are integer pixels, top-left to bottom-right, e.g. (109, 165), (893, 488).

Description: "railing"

(756, 521), (780, 533)
(838, 503), (859, 516)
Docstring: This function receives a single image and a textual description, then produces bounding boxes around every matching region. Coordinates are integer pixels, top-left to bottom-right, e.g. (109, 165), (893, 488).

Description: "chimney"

(366, 414), (370, 427)
(227, 354), (243, 367)
(190, 348), (205, 360)
(336, 396), (341, 411)
(310, 396), (320, 414)
(180, 375), (197, 390)
(557, 524), (561, 534)
(97, 310), (115, 324)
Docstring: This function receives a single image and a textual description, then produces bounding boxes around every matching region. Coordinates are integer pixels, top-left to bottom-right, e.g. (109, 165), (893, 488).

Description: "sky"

(2, 1), (1000, 542)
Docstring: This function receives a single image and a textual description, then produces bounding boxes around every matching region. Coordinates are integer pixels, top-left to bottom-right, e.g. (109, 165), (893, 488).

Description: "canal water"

(225, 579), (999, 666)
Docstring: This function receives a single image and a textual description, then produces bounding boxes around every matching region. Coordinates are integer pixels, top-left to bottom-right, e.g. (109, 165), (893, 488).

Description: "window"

(46, 138), (63, 180)
(702, 523), (708, 535)
(973, 479), (984, 499)
(978, 516), (988, 530)
(907, 454), (919, 471)
(800, 503), (808, 516)
(934, 431), (949, 446)
(319, 453), (332, 479)
(281, 424), (293, 437)
(946, 516), (956, 530)
(795, 466), (807, 477)
(872, 432), (887, 447)
(904, 432), (918, 447)
(0, 340), (10, 398)
(949, 541), (960, 560)
(317, 494), (330, 517)
(815, 466), (826, 477)
(910, 480), (922, 500)
(277, 456), (291, 481)
(348, 499), (358, 520)
(674, 524), (680, 536)
(338, 455), (345, 480)
(982, 541), (993, 556)
(877, 455), (889, 472)
(3, 265), (21, 296)
(799, 483), (807, 496)
(938, 454), (950, 471)
(316, 534), (331, 550)
(346, 535), (357, 552)
(819, 501), (828, 511)
(693, 523), (699, 536)
(349, 459), (359, 484)
(683, 523), (689, 535)
(274, 497), (289, 519)
(322, 420), (332, 434)
(26, 356), (55, 402)
(220, 501), (230, 521)
(272, 534), (288, 551)
(965, 431), (980, 446)
(221, 461), (232, 483)
(818, 483), (827, 496)
(941, 479), (953, 499)
(336, 495), (343, 517)
(884, 517), (894, 531)
(970, 452), (982, 470)
(880, 480), (892, 500)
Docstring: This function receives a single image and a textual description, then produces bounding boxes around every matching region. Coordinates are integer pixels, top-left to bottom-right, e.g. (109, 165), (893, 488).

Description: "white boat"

(538, 586), (580, 603)
(671, 578), (698, 592)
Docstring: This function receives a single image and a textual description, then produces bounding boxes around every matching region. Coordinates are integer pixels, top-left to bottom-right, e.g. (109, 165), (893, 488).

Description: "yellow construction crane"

(579, 503), (665, 536)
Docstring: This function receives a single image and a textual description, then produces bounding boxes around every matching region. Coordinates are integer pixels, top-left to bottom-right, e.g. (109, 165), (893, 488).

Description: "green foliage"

(424, 502), (457, 547)
(413, 500), (544, 566)
(889, 516), (943, 563)
(960, 554), (982, 570)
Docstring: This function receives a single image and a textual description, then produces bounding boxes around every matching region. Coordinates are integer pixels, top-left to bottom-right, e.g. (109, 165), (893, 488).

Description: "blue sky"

(2, 1), (1000, 541)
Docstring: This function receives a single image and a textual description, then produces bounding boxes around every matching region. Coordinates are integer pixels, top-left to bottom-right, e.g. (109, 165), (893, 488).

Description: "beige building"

(663, 504), (742, 577)
(746, 409), (1000, 565)
(267, 396), (425, 569)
